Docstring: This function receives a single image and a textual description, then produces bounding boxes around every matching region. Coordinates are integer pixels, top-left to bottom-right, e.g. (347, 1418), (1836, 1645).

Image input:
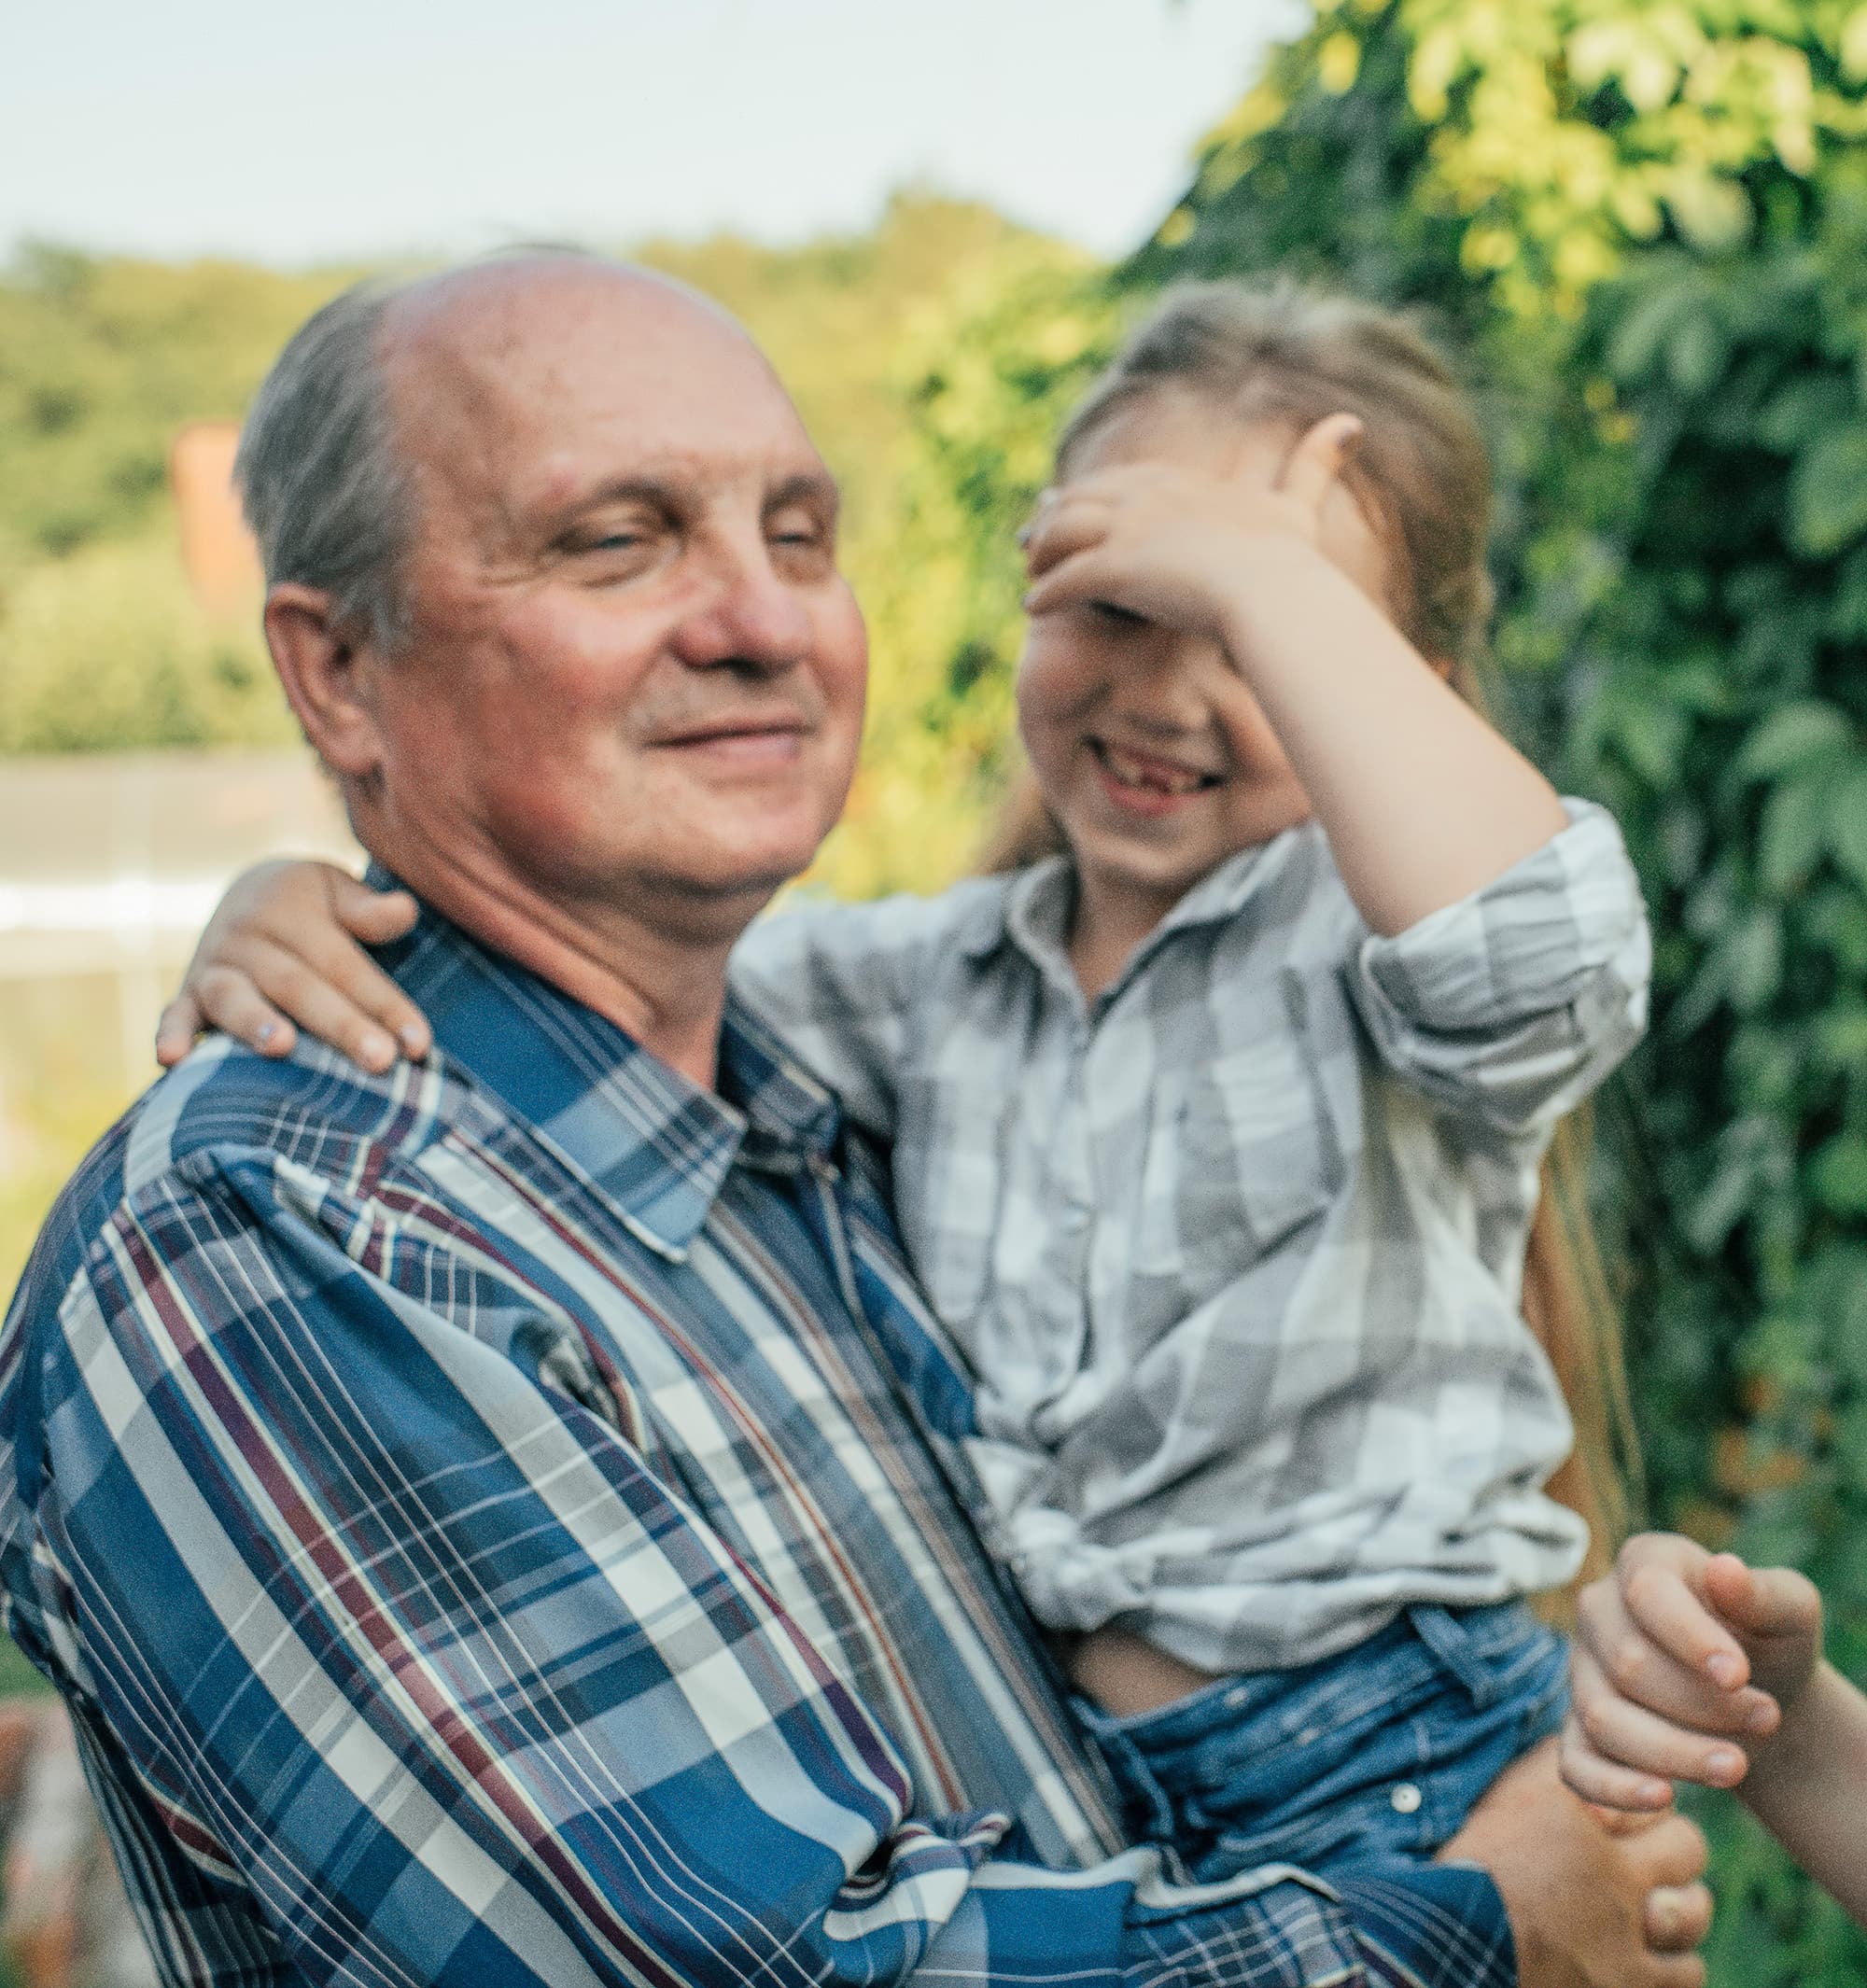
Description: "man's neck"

(367, 827), (753, 1090)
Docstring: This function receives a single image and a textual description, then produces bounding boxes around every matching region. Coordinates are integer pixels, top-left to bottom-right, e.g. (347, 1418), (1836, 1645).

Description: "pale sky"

(3, 0), (1302, 266)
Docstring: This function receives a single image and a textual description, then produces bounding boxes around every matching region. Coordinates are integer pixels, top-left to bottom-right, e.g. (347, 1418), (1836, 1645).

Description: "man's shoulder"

(12, 1036), (457, 1322)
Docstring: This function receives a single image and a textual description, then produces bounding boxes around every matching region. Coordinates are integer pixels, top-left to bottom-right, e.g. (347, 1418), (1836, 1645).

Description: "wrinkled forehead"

(381, 263), (827, 527)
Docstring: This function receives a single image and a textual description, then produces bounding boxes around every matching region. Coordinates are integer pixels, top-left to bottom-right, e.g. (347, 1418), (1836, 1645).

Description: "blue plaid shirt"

(0, 902), (1511, 1987)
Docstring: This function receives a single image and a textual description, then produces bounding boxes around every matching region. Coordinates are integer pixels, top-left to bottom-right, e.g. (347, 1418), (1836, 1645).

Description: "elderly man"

(0, 258), (1707, 1987)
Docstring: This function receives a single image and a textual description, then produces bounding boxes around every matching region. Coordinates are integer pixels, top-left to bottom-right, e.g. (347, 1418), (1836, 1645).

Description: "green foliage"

(0, 248), (349, 574)
(1119, 5), (1867, 1977)
(0, 533), (291, 751)
(0, 250), (357, 751)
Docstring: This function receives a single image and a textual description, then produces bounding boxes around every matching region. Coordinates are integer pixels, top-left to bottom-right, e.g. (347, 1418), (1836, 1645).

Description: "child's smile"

(1088, 735), (1226, 813)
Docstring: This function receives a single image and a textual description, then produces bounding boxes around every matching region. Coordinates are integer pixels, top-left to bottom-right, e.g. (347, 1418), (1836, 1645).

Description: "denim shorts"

(1072, 1602), (1568, 1888)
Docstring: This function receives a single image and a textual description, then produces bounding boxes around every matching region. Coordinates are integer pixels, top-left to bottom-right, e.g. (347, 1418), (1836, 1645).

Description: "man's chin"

(633, 831), (831, 920)
(678, 805), (843, 896)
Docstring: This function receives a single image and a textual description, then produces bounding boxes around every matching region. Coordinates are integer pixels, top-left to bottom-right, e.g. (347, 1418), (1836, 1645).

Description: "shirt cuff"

(1121, 1873), (1369, 1987)
(1356, 800), (1649, 1035)
(1335, 1861), (1516, 1988)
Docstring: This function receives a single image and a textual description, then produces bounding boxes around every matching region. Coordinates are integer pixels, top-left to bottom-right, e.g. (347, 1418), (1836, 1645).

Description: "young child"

(1563, 1532), (1867, 1928)
(156, 283), (1652, 1890)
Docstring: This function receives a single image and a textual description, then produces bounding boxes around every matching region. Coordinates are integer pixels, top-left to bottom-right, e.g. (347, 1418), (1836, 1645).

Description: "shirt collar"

(366, 869), (842, 1261)
(957, 826), (1313, 984)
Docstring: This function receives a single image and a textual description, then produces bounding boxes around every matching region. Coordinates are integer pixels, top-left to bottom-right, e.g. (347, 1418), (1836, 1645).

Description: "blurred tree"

(0, 198), (1084, 772)
(0, 252), (352, 575)
(0, 536), (294, 753)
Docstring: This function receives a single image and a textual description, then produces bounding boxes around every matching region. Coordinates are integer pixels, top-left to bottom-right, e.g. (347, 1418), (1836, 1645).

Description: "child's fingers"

(1701, 1554), (1822, 1642)
(1620, 1556), (1754, 1692)
(1278, 413), (1364, 519)
(1570, 1645), (1752, 1790)
(211, 938), (409, 1073)
(295, 919), (432, 1060)
(1021, 494), (1114, 581)
(1557, 1707), (1675, 1813)
(327, 875), (422, 948)
(1022, 548), (1129, 621)
(1581, 1575), (1774, 1736)
(154, 995), (208, 1067)
(189, 964), (300, 1061)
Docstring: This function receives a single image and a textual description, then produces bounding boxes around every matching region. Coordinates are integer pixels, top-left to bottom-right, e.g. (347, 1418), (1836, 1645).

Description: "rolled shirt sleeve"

(1348, 800), (1651, 1135)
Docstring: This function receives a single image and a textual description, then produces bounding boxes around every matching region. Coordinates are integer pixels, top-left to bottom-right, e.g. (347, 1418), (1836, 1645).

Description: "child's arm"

(1563, 1532), (1867, 1929)
(155, 861), (428, 1072)
(154, 861), (956, 1141)
(1020, 416), (1569, 936)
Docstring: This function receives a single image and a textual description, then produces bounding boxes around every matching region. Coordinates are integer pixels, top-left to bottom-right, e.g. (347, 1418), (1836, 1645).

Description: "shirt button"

(1060, 1203), (1090, 1234)
(1390, 1783), (1423, 1814)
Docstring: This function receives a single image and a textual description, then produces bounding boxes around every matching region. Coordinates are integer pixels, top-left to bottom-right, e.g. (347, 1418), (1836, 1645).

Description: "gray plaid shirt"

(732, 803), (1649, 1673)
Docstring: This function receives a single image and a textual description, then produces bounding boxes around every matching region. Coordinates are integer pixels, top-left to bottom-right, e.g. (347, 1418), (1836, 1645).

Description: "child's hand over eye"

(1019, 412), (1365, 644)
(1562, 1533), (1822, 1813)
(155, 861), (429, 1075)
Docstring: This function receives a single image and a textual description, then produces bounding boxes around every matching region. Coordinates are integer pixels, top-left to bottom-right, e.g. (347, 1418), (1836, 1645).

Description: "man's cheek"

(479, 766), (634, 887)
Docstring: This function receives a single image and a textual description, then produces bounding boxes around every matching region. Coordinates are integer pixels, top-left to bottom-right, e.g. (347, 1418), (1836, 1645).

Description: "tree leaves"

(1734, 700), (1853, 779)
(1790, 424), (1867, 557)
(1830, 763), (1867, 889)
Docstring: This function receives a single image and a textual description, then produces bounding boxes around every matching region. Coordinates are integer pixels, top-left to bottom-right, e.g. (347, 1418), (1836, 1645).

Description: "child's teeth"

(1104, 745), (1201, 794)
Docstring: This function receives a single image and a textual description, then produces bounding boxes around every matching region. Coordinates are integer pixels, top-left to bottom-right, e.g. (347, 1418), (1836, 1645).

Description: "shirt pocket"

(1139, 979), (1342, 1284)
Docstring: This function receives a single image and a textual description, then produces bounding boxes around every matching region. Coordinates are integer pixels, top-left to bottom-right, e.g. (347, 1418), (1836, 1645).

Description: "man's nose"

(667, 541), (814, 673)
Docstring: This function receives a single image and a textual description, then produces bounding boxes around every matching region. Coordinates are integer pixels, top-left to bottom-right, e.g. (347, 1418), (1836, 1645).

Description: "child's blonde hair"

(981, 279), (1635, 1597)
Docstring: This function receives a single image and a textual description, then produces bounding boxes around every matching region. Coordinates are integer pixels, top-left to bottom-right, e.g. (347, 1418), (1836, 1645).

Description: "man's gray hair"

(234, 277), (416, 651)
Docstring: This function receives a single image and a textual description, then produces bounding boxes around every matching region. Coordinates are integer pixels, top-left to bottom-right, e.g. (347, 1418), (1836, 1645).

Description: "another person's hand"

(1563, 1532), (1820, 1811)
(155, 861), (428, 1075)
(1442, 1736), (1711, 1988)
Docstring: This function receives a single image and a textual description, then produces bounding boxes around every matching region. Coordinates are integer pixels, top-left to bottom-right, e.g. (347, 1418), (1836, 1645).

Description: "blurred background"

(2, 1), (1865, 1981)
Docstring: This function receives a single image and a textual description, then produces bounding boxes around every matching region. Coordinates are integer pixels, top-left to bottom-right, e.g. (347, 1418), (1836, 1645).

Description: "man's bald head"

(234, 252), (764, 653)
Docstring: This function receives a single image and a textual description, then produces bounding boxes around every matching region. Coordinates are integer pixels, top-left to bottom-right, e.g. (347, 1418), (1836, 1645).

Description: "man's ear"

(263, 584), (386, 780)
